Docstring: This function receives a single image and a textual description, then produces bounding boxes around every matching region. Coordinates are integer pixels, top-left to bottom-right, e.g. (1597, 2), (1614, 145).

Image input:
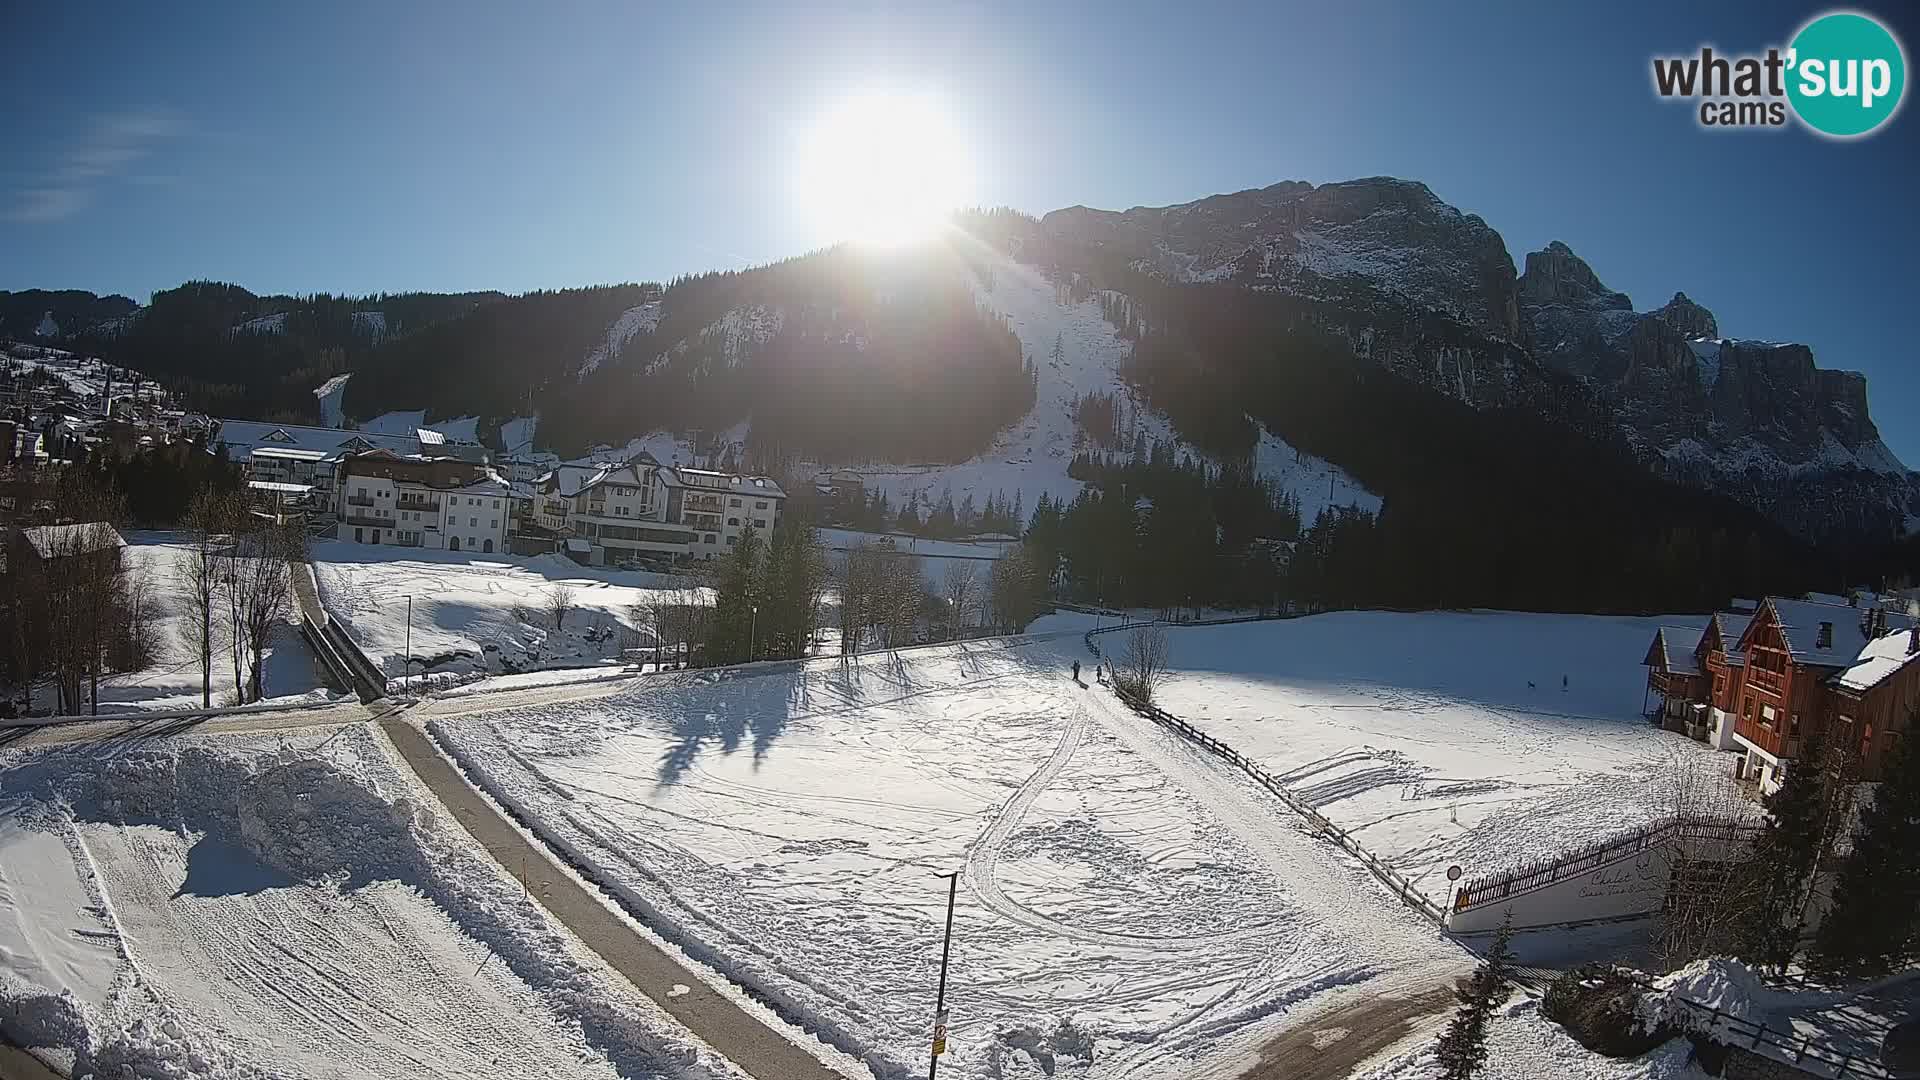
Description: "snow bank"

(1355, 998), (1706, 1080)
(0, 736), (745, 1079)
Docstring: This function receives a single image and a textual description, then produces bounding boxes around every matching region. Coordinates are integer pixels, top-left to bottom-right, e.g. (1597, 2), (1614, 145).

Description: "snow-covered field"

(816, 527), (1012, 589)
(29, 533), (333, 716)
(360, 409), (482, 442)
(1151, 612), (1754, 902)
(0, 725), (743, 1080)
(310, 541), (698, 684)
(432, 634), (1457, 1080)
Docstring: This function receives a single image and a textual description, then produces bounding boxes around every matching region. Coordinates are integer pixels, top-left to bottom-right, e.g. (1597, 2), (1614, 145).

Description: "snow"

(1354, 998), (1708, 1080)
(351, 309), (387, 341)
(361, 410), (481, 442)
(33, 312), (57, 337)
(580, 301), (664, 377)
(432, 635), (1456, 1080)
(1153, 612), (1756, 902)
(500, 414), (539, 455)
(816, 527), (1014, 588)
(0, 726), (749, 1079)
(312, 372), (352, 427)
(234, 312), (286, 335)
(310, 540), (695, 681)
(28, 533), (334, 716)
(820, 251), (1379, 528)
(1685, 338), (1721, 389)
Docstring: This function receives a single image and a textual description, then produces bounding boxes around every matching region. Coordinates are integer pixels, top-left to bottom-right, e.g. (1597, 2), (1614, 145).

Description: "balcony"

(397, 499), (440, 513)
(1747, 666), (1786, 696)
(346, 495), (375, 508)
(1734, 716), (1802, 761)
(342, 512), (387, 528)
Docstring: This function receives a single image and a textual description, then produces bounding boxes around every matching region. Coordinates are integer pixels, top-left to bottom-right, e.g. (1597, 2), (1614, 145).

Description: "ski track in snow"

(434, 637), (1462, 1080)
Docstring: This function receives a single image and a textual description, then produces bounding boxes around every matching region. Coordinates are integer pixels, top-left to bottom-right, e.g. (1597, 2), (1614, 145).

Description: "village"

(2, 333), (1917, 1080)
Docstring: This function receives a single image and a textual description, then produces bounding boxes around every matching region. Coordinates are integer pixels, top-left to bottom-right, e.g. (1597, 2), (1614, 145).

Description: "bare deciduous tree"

(546, 583), (576, 629)
(942, 562), (980, 640)
(177, 490), (233, 708)
(233, 525), (297, 702)
(1115, 624), (1171, 704)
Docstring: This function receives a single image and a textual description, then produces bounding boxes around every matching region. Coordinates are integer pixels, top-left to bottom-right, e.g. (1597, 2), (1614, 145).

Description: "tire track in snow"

(964, 703), (1278, 950)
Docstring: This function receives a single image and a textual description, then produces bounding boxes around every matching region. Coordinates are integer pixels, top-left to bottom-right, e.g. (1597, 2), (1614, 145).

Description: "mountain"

(0, 290), (137, 340)
(1029, 179), (1915, 547)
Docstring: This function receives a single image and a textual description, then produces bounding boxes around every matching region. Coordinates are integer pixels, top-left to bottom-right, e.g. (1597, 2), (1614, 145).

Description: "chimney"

(1817, 621), (1834, 650)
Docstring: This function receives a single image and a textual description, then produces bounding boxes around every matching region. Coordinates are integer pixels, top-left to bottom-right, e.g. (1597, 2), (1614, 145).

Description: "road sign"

(1446, 864), (1463, 882)
(932, 1008), (949, 1055)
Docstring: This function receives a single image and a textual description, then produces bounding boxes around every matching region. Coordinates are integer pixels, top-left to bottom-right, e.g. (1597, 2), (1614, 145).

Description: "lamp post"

(929, 870), (958, 1080)
(749, 603), (758, 661)
(405, 595), (412, 694)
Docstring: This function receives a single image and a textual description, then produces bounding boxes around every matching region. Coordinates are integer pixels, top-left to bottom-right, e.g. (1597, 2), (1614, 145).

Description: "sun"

(794, 92), (972, 249)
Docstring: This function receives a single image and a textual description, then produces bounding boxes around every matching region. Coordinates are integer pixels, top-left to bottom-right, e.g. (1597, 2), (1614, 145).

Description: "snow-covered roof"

(1833, 627), (1920, 694)
(246, 480), (313, 494)
(1758, 597), (1917, 667)
(658, 466), (786, 498)
(215, 419), (423, 461)
(1648, 626), (1706, 674)
(17, 522), (126, 560)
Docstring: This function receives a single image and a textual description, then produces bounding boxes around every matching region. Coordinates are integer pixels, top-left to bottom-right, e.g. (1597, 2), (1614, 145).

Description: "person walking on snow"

(1071, 660), (1081, 682)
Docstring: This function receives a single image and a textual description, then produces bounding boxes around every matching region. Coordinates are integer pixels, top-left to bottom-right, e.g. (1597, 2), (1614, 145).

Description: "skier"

(1562, 673), (1569, 692)
(1071, 660), (1082, 682)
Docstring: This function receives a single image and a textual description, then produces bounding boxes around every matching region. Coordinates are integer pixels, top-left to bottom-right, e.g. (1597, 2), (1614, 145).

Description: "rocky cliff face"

(1042, 181), (1916, 546)
(1045, 178), (1520, 340)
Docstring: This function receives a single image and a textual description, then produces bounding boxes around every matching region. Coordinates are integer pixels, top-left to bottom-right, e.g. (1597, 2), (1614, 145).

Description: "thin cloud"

(8, 106), (185, 223)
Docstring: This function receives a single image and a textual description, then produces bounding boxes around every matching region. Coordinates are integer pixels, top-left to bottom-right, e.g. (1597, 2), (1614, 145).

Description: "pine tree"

(1734, 737), (1838, 973)
(1813, 721), (1920, 976)
(706, 526), (764, 663)
(1434, 915), (1514, 1080)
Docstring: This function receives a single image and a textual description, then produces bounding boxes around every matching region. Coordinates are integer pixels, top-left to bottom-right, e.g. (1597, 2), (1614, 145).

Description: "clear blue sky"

(3, 1), (1915, 462)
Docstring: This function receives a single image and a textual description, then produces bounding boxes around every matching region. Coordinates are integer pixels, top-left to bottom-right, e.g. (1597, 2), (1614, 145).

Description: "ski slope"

(827, 252), (1379, 525)
(432, 635), (1458, 1080)
(1152, 612), (1756, 903)
(0, 726), (744, 1080)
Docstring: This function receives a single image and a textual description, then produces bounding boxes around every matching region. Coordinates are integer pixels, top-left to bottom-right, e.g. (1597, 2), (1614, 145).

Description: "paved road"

(1237, 984), (1456, 1080)
(378, 717), (850, 1080)
(0, 700), (380, 752)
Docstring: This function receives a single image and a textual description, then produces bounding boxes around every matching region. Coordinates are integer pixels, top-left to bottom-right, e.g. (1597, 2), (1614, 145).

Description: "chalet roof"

(1649, 626), (1706, 674)
(1833, 626), (1920, 694)
(657, 466), (786, 498)
(1755, 597), (1918, 668)
(18, 521), (126, 560)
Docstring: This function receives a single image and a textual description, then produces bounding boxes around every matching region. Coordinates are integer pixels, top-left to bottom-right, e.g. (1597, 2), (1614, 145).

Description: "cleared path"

(378, 717), (849, 1080)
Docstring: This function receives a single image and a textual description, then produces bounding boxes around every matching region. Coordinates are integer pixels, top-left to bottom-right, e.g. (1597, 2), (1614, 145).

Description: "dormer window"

(1816, 621), (1833, 649)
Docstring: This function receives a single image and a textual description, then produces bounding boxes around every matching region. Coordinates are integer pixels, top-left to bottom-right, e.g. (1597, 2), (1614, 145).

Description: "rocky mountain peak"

(1517, 241), (1630, 311)
(1651, 292), (1718, 339)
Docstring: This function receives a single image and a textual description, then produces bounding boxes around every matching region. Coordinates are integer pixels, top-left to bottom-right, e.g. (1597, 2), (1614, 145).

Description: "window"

(490, 519), (498, 529)
(470, 517), (478, 527)
(729, 498), (741, 507)
(726, 535), (738, 545)
(492, 499), (500, 509)
(753, 518), (767, 529)
(704, 533), (717, 544)
(755, 500), (767, 509)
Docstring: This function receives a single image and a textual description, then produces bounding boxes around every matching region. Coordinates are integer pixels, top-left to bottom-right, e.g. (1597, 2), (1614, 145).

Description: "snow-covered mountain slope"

(811, 251), (1377, 521)
(1045, 177), (1520, 339)
(1041, 179), (1914, 544)
(577, 300), (663, 377)
(313, 372), (352, 427)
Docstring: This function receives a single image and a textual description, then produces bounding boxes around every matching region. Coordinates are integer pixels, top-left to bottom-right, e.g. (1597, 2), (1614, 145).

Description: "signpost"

(929, 870), (958, 1079)
(1446, 864), (1464, 911)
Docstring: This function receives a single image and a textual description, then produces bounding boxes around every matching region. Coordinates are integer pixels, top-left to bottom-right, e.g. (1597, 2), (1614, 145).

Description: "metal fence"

(1635, 977), (1892, 1079)
(1453, 815), (1764, 912)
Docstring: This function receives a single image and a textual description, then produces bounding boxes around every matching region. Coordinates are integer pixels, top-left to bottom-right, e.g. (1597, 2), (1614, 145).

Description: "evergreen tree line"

(65, 434), (244, 526)
(545, 246), (1035, 463)
(823, 485), (1027, 539)
(698, 518), (831, 665)
(1024, 448), (1304, 614)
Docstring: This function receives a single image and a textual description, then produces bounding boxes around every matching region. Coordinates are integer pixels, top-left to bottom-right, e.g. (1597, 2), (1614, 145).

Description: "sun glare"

(794, 92), (972, 249)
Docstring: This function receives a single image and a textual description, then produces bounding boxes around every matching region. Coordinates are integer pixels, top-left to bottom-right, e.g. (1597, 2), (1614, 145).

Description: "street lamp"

(749, 603), (758, 661)
(405, 595), (412, 695)
(929, 870), (958, 1080)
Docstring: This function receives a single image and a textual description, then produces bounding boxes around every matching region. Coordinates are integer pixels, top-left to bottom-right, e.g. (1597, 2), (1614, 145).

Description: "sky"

(2, 0), (1916, 461)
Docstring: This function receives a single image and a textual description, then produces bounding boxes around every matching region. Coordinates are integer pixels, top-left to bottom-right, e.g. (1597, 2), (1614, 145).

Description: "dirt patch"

(1238, 984), (1456, 1080)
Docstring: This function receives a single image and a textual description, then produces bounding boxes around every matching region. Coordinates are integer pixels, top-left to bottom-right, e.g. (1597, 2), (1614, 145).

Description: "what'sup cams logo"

(1652, 10), (1906, 137)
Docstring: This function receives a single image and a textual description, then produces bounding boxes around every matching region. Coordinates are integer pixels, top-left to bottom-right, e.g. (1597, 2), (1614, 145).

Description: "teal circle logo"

(1787, 12), (1906, 137)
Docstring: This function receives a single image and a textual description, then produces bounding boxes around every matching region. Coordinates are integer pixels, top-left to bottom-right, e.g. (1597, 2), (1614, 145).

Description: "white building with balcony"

(528, 453), (786, 567)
